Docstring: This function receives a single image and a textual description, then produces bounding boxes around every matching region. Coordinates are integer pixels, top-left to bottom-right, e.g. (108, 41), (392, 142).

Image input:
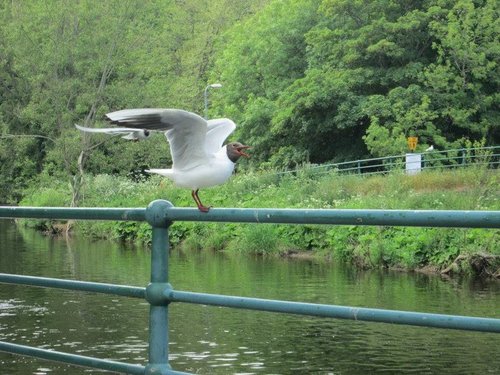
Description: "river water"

(0, 220), (498, 374)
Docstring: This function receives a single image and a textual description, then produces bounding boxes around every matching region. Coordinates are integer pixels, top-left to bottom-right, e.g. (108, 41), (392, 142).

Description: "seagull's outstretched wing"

(205, 119), (236, 155)
(105, 108), (208, 170)
(74, 124), (150, 140)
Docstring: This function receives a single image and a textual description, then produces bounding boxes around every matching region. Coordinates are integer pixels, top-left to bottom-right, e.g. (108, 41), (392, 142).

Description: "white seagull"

(425, 145), (434, 152)
(75, 108), (250, 212)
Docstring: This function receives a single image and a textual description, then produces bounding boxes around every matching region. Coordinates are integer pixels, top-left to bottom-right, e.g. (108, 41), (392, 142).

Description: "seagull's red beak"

(236, 145), (251, 158)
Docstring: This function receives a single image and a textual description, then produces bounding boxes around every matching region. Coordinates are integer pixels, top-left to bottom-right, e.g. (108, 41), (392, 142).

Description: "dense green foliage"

(213, 0), (499, 167)
(20, 167), (499, 275)
(0, 0), (499, 203)
(0, 0), (267, 203)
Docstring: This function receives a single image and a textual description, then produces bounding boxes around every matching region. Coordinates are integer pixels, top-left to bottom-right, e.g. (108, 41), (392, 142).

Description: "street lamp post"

(204, 83), (222, 119)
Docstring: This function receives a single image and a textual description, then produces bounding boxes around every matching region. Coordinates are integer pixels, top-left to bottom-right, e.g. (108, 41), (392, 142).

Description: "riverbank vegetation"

(20, 167), (499, 277)
(1, 1), (499, 276)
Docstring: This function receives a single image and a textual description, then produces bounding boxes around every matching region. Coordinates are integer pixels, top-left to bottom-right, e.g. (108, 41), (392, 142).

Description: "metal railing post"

(145, 200), (174, 375)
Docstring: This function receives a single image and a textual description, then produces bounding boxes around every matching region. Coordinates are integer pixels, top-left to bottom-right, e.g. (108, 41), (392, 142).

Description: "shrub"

(18, 168), (499, 274)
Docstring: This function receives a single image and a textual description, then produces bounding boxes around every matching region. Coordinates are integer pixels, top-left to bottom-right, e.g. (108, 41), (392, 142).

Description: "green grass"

(19, 167), (499, 275)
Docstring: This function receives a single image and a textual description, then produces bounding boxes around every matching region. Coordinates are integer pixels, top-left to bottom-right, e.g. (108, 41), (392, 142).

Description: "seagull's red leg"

(191, 189), (210, 213)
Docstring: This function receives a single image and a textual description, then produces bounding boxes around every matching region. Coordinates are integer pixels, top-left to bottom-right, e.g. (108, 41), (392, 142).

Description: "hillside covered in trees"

(0, 0), (498, 204)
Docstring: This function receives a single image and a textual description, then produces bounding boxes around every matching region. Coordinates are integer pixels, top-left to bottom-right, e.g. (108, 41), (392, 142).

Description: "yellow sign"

(407, 136), (418, 151)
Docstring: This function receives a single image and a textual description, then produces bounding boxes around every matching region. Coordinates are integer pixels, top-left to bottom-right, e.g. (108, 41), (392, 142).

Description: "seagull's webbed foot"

(192, 189), (211, 213)
(197, 205), (211, 213)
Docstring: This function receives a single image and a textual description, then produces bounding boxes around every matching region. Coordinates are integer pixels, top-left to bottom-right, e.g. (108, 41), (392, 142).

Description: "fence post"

(145, 200), (174, 375)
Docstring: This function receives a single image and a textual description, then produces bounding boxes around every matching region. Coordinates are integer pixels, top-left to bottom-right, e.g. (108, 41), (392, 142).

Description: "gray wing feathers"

(106, 108), (209, 170)
(105, 108), (206, 131)
(106, 109), (164, 129)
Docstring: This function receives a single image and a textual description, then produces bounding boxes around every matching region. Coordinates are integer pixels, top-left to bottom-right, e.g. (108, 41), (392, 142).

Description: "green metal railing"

(1, 201), (499, 374)
(274, 145), (500, 176)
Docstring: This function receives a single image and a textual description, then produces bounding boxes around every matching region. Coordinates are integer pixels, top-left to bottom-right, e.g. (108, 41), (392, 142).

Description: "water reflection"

(0, 220), (499, 374)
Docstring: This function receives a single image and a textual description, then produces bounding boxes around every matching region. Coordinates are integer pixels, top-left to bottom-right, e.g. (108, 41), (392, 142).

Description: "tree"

(0, 25), (36, 203)
(211, 0), (321, 166)
(211, 0), (499, 167)
(424, 0), (499, 143)
(1, 1), (169, 205)
(274, 0), (440, 161)
(0, 0), (269, 202)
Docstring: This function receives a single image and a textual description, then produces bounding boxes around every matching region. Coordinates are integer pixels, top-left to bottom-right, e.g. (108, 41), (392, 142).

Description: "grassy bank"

(20, 167), (499, 276)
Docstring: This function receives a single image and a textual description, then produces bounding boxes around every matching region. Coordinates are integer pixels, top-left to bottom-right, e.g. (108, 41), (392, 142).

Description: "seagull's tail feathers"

(145, 169), (174, 179)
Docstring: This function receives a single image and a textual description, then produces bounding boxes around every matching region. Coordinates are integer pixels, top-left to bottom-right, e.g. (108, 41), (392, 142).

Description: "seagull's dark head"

(226, 142), (251, 163)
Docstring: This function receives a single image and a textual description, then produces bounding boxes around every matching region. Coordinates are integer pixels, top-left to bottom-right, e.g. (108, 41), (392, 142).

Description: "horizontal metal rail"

(273, 145), (500, 176)
(0, 206), (146, 221)
(158, 208), (500, 228)
(2, 274), (498, 334)
(1, 206), (499, 228)
(0, 274), (145, 299)
(165, 289), (500, 333)
(1, 200), (499, 374)
(0, 342), (147, 375)
(422, 160), (500, 171)
(308, 160), (500, 178)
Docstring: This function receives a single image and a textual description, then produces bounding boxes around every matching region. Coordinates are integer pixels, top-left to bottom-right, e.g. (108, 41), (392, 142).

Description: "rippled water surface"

(0, 220), (499, 374)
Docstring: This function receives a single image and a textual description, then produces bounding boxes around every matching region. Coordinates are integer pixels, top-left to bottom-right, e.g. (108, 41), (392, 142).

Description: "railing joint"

(145, 199), (174, 228)
(146, 282), (172, 306)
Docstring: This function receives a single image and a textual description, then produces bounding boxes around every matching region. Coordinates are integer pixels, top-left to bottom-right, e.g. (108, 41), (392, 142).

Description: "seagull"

(75, 108), (250, 212)
(425, 145), (434, 152)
